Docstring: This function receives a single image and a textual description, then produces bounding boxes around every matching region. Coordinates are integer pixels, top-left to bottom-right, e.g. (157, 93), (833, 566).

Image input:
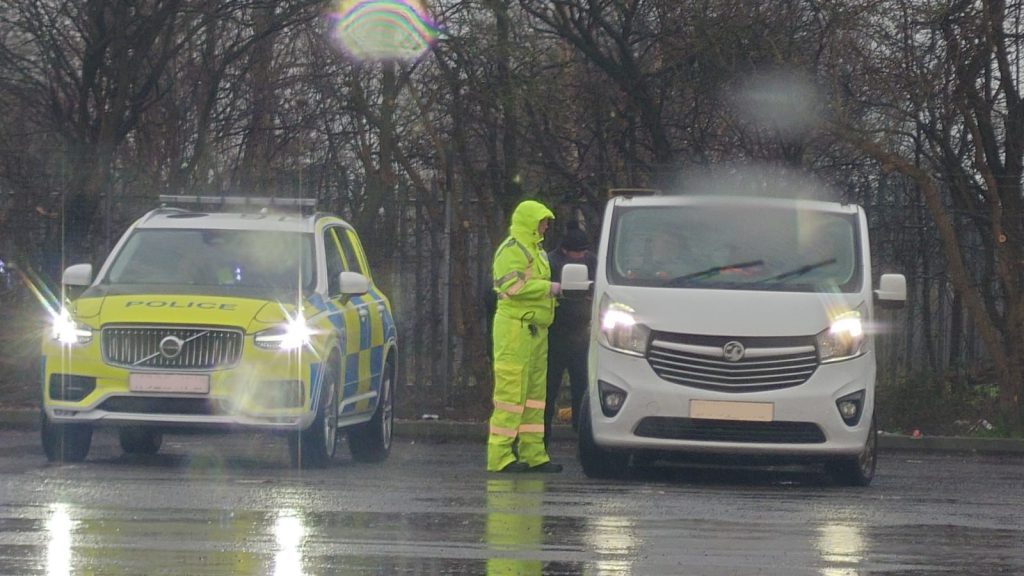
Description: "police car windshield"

(104, 229), (315, 295)
(608, 204), (861, 292)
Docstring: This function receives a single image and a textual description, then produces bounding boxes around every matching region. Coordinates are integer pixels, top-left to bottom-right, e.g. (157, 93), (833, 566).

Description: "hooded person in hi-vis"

(487, 200), (563, 473)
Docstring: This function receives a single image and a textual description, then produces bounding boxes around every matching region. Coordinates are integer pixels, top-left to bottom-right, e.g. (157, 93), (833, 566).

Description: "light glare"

(602, 308), (636, 331)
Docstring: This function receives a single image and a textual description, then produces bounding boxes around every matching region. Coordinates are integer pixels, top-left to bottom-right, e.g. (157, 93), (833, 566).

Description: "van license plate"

(690, 400), (773, 422)
(130, 373), (209, 394)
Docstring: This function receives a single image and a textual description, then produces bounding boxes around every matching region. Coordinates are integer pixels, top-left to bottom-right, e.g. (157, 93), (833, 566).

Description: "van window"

(607, 205), (861, 292)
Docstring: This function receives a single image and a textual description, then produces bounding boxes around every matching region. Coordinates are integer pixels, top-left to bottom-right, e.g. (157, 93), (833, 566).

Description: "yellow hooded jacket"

(492, 200), (556, 328)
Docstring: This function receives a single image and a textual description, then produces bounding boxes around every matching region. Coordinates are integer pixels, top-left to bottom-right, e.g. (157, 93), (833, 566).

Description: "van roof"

(610, 194), (860, 215)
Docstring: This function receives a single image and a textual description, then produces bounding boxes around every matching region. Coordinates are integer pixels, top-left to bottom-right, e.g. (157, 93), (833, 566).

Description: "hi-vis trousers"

(487, 314), (553, 471)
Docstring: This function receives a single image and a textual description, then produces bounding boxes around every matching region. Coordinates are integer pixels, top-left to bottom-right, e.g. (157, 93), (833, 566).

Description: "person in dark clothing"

(545, 226), (596, 448)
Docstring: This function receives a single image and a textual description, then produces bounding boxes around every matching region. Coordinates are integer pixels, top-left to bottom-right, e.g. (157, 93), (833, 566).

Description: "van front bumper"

(589, 347), (875, 457)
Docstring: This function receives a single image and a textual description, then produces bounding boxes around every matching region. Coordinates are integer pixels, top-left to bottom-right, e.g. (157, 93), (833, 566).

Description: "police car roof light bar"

(158, 195), (317, 214)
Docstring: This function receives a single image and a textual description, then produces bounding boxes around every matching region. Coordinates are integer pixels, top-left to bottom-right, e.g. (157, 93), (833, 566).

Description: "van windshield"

(103, 229), (316, 296)
(607, 204), (862, 292)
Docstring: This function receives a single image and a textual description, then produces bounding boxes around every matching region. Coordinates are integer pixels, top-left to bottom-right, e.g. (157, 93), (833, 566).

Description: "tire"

(826, 415), (877, 487)
(578, 393), (630, 479)
(41, 411), (92, 463)
(289, 355), (340, 469)
(119, 427), (163, 455)
(348, 360), (395, 463)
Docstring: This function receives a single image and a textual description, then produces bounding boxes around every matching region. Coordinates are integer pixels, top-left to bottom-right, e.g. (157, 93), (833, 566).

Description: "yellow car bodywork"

(43, 287), (395, 430)
(42, 274), (395, 433)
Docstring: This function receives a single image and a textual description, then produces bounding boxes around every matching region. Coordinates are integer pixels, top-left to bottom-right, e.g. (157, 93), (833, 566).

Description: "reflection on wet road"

(0, 429), (1022, 575)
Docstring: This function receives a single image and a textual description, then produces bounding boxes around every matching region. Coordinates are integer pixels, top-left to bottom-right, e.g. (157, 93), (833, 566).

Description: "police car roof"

(136, 209), (329, 233)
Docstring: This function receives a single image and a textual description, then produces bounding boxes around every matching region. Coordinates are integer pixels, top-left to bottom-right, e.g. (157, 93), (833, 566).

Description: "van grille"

(102, 325), (244, 370)
(635, 417), (826, 444)
(647, 332), (818, 393)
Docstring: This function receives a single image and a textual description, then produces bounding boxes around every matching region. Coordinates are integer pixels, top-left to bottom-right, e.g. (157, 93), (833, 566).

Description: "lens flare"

(326, 0), (440, 62)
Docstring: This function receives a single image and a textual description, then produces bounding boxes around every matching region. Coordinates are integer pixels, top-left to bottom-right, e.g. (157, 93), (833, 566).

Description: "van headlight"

(599, 296), (650, 357)
(817, 307), (865, 363)
(254, 315), (314, 351)
(51, 308), (93, 345)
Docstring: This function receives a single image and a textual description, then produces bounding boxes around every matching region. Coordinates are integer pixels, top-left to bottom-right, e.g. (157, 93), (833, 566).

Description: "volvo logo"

(722, 341), (745, 362)
(159, 335), (184, 359)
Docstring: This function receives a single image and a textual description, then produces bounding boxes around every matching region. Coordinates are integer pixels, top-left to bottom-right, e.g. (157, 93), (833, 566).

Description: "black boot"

(526, 461), (563, 473)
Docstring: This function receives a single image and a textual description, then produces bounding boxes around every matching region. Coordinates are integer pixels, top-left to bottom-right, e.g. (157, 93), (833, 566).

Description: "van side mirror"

(339, 271), (370, 296)
(561, 263), (591, 291)
(62, 264), (93, 287)
(874, 273), (906, 309)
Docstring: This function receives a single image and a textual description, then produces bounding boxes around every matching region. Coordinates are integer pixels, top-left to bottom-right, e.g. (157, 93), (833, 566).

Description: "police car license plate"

(690, 400), (773, 422)
(129, 373), (209, 394)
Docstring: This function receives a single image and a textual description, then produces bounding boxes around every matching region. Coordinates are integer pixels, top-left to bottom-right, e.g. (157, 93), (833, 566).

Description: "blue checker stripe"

(308, 363), (321, 411)
(307, 293), (328, 312)
(344, 352), (359, 393)
(371, 344), (383, 378)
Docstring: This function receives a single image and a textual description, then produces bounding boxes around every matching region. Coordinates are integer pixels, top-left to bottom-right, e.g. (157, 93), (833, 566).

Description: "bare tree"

(827, 0), (1024, 429)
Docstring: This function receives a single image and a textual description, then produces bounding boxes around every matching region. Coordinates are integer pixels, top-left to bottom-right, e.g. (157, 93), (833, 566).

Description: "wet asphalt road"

(0, 429), (1022, 575)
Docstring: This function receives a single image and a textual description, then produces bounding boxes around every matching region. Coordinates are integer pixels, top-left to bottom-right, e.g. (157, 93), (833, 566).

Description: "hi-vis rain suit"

(487, 200), (557, 471)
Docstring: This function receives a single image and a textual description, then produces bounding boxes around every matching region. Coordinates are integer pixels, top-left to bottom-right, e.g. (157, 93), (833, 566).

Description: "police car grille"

(99, 396), (222, 415)
(103, 325), (244, 370)
(647, 332), (819, 393)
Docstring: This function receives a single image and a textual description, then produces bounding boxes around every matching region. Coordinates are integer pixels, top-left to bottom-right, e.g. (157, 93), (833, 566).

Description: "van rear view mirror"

(561, 263), (591, 291)
(874, 273), (906, 309)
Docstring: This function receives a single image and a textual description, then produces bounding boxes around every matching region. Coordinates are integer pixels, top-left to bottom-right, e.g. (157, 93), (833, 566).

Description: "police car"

(41, 196), (398, 467)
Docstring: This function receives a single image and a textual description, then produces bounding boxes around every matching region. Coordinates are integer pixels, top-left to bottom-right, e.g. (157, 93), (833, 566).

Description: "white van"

(561, 194), (906, 485)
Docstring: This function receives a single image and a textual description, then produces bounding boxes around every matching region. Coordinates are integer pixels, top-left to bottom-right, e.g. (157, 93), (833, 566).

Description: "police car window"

(338, 229), (364, 275)
(105, 229), (314, 292)
(347, 229), (375, 281)
(324, 229), (344, 296)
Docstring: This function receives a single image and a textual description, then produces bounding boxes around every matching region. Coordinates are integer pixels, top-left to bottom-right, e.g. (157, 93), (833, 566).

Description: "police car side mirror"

(874, 273), (906, 310)
(62, 264), (93, 287)
(561, 263), (591, 291)
(339, 271), (370, 296)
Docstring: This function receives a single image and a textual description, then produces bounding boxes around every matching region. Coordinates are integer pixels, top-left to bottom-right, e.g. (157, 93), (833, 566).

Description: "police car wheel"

(348, 359), (395, 463)
(119, 427), (163, 455)
(289, 354), (340, 469)
(578, 394), (630, 479)
(825, 415), (877, 487)
(41, 411), (92, 463)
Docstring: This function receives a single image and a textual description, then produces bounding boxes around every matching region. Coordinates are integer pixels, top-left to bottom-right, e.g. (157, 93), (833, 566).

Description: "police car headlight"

(51, 308), (93, 345)
(817, 307), (865, 363)
(598, 296), (649, 357)
(254, 316), (314, 351)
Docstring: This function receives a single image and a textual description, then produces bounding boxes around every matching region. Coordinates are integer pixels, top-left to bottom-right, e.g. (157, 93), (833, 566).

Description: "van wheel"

(289, 355), (340, 469)
(119, 427), (163, 455)
(41, 411), (92, 463)
(349, 360), (395, 463)
(826, 415), (877, 487)
(578, 394), (629, 479)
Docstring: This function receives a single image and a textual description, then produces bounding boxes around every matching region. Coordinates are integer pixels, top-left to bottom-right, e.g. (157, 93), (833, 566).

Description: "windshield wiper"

(752, 258), (836, 285)
(664, 260), (764, 286)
